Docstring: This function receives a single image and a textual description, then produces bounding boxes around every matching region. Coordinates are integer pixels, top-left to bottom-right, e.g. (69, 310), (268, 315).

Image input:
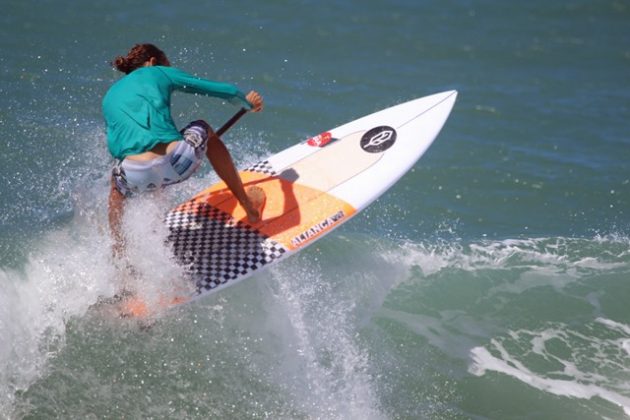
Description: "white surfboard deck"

(122, 90), (458, 316)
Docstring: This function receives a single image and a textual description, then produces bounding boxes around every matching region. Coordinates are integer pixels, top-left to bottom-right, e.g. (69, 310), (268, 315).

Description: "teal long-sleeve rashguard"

(102, 65), (252, 160)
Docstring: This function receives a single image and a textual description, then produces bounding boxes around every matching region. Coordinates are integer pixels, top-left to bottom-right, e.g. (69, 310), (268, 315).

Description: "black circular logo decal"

(360, 126), (397, 153)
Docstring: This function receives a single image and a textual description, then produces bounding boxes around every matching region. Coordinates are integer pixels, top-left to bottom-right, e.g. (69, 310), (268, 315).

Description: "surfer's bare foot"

(118, 295), (149, 318)
(245, 186), (266, 223)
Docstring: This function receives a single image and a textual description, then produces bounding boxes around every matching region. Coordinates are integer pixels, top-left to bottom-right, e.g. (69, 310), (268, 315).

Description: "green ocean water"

(1, 1), (629, 418)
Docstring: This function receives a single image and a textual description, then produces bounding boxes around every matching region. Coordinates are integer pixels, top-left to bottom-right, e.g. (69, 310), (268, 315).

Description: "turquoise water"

(1, 1), (629, 418)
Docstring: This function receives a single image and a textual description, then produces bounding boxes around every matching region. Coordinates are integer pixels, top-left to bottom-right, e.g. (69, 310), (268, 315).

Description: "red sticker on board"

(307, 131), (332, 147)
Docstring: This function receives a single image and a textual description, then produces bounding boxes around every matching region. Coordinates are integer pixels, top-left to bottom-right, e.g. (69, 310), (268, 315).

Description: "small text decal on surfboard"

(360, 126), (397, 153)
(291, 210), (345, 247)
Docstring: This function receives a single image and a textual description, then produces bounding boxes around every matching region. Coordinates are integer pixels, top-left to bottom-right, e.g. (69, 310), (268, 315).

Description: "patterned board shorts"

(112, 121), (210, 196)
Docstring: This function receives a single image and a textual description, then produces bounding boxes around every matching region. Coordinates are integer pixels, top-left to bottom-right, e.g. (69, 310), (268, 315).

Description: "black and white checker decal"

(165, 202), (286, 293)
(244, 160), (276, 176)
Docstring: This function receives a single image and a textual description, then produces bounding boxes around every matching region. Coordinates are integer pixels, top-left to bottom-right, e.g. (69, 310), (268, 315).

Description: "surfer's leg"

(108, 176), (126, 258)
(204, 126), (263, 223)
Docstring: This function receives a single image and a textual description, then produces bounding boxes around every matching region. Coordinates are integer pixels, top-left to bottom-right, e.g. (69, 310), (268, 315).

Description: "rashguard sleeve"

(163, 67), (253, 110)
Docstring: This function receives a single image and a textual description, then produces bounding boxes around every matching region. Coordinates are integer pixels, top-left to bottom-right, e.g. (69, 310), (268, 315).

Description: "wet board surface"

(123, 91), (458, 316)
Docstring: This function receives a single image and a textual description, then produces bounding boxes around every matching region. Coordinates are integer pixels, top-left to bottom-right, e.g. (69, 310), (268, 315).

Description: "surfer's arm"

(108, 178), (126, 258)
(160, 67), (254, 110)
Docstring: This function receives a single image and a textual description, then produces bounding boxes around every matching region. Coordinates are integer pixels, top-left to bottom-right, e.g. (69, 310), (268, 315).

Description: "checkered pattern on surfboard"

(165, 201), (286, 293)
(244, 159), (276, 176)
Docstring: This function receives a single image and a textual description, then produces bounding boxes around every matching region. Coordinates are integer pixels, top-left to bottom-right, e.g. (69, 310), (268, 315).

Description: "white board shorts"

(112, 121), (209, 196)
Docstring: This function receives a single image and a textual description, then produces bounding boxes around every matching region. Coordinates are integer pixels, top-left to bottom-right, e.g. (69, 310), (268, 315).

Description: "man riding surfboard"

(103, 43), (265, 257)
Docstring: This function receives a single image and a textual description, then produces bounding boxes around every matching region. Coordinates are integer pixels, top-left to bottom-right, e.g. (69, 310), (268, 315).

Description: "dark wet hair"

(111, 43), (169, 74)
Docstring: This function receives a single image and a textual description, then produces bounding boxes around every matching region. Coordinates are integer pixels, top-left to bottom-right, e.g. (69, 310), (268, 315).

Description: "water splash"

(261, 256), (383, 419)
(0, 222), (116, 416)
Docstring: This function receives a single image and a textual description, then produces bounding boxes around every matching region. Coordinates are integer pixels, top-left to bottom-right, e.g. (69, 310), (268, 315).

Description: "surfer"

(103, 43), (264, 256)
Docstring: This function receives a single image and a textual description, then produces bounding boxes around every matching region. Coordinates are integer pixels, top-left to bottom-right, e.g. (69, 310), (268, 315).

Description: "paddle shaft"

(216, 107), (248, 137)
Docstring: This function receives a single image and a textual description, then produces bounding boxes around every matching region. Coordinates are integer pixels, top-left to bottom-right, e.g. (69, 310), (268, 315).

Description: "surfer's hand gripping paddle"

(216, 90), (262, 136)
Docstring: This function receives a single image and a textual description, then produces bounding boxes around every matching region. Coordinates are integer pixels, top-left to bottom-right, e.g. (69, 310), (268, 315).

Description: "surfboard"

(122, 90), (458, 317)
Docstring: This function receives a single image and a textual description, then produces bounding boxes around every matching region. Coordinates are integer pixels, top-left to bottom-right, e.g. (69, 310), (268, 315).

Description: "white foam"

(398, 235), (629, 273)
(596, 318), (630, 358)
(381, 235), (630, 307)
(384, 240), (455, 277)
(470, 324), (630, 417)
(596, 317), (630, 336)
(471, 345), (630, 416)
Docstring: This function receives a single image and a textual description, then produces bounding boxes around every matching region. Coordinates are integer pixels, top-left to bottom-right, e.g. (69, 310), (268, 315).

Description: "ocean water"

(1, 0), (629, 418)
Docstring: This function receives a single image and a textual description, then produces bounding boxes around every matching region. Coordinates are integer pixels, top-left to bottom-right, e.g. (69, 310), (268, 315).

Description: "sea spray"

(261, 255), (384, 419)
(0, 221), (116, 416)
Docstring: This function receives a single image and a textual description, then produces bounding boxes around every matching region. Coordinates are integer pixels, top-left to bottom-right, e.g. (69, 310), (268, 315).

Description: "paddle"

(216, 107), (248, 137)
